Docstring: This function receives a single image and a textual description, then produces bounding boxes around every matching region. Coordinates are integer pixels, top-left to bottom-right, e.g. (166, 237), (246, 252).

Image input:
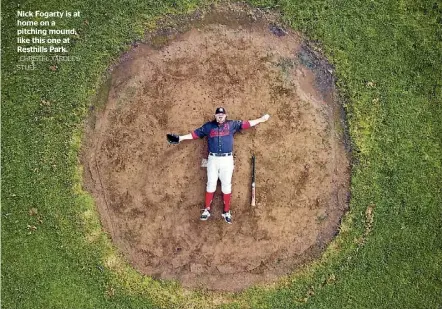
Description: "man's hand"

(261, 114), (270, 122)
(249, 114), (271, 127)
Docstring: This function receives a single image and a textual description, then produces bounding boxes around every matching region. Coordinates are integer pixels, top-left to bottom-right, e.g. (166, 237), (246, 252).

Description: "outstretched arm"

(168, 125), (205, 145)
(242, 114), (270, 129)
(179, 133), (195, 142)
(166, 132), (198, 144)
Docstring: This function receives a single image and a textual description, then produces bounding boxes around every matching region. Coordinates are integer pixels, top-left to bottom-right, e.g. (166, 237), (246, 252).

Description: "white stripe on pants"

(206, 155), (234, 194)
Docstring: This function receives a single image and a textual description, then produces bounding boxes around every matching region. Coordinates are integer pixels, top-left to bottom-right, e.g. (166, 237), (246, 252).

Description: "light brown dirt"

(82, 5), (350, 292)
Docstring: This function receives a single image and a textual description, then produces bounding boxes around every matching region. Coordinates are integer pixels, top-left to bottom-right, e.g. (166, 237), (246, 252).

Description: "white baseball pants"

(206, 156), (234, 194)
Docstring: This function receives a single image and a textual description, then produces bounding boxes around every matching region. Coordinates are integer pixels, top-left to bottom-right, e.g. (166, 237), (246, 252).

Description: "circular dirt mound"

(83, 6), (350, 292)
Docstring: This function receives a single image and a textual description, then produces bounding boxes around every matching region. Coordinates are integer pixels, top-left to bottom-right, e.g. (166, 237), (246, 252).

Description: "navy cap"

(215, 107), (226, 114)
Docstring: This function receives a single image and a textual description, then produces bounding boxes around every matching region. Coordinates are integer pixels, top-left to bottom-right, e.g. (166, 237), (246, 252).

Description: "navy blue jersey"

(192, 120), (249, 153)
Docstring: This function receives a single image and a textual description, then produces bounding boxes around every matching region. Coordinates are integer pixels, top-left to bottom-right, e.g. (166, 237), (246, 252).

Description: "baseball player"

(167, 107), (270, 224)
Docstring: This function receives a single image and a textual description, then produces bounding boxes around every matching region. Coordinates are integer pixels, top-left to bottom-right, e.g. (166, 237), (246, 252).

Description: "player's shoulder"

(227, 119), (242, 126)
(227, 119), (241, 124)
(205, 120), (218, 127)
(202, 120), (215, 126)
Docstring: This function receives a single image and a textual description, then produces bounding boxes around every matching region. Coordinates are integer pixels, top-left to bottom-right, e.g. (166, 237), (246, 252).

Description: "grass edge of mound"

(2, 0), (441, 308)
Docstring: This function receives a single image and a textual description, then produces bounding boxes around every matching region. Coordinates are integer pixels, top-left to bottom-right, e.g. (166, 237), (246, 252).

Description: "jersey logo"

(209, 123), (230, 138)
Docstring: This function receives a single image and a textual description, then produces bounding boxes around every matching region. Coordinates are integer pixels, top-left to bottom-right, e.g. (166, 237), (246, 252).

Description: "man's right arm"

(179, 133), (195, 142)
(179, 123), (208, 142)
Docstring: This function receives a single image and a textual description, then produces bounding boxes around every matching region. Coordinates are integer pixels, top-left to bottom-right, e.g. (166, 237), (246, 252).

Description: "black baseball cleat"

(222, 211), (232, 224)
(200, 208), (211, 221)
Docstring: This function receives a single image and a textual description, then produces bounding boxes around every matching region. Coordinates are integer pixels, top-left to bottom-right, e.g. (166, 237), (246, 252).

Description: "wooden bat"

(251, 154), (256, 207)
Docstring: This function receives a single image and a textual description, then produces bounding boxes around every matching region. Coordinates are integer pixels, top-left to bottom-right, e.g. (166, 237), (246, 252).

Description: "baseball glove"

(166, 133), (180, 144)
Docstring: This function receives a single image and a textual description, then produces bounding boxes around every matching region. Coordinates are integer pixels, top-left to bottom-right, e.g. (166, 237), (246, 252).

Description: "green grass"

(2, 0), (441, 308)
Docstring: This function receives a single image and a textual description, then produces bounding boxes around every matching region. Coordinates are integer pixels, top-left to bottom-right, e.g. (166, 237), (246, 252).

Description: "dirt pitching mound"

(82, 5), (350, 292)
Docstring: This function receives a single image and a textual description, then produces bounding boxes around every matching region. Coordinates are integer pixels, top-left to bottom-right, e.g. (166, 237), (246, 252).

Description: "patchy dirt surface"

(82, 4), (350, 292)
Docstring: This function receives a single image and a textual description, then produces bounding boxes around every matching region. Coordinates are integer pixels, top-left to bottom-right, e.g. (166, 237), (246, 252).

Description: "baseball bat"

(251, 154), (256, 207)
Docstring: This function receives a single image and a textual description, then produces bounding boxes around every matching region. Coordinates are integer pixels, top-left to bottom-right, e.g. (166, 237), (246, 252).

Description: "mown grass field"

(2, 0), (441, 308)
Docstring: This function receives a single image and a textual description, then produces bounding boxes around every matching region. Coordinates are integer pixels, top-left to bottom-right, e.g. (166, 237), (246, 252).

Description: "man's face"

(215, 113), (226, 124)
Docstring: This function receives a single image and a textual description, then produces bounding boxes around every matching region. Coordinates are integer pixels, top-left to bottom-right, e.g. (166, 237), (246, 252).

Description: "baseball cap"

(215, 107), (226, 115)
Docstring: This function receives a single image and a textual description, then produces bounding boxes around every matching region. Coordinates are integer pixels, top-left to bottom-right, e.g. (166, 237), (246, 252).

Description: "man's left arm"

(241, 114), (270, 129)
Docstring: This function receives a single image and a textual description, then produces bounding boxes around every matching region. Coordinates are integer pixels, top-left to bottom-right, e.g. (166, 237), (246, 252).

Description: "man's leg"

(205, 156), (218, 210)
(201, 156), (218, 220)
(205, 191), (215, 209)
(222, 192), (231, 212)
(219, 157), (234, 223)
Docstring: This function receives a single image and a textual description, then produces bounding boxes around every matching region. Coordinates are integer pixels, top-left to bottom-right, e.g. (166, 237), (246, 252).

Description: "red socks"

(205, 191), (215, 209)
(223, 193), (231, 212)
(205, 192), (231, 212)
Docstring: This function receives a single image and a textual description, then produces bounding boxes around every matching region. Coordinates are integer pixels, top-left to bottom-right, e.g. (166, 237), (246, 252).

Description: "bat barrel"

(251, 154), (256, 206)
